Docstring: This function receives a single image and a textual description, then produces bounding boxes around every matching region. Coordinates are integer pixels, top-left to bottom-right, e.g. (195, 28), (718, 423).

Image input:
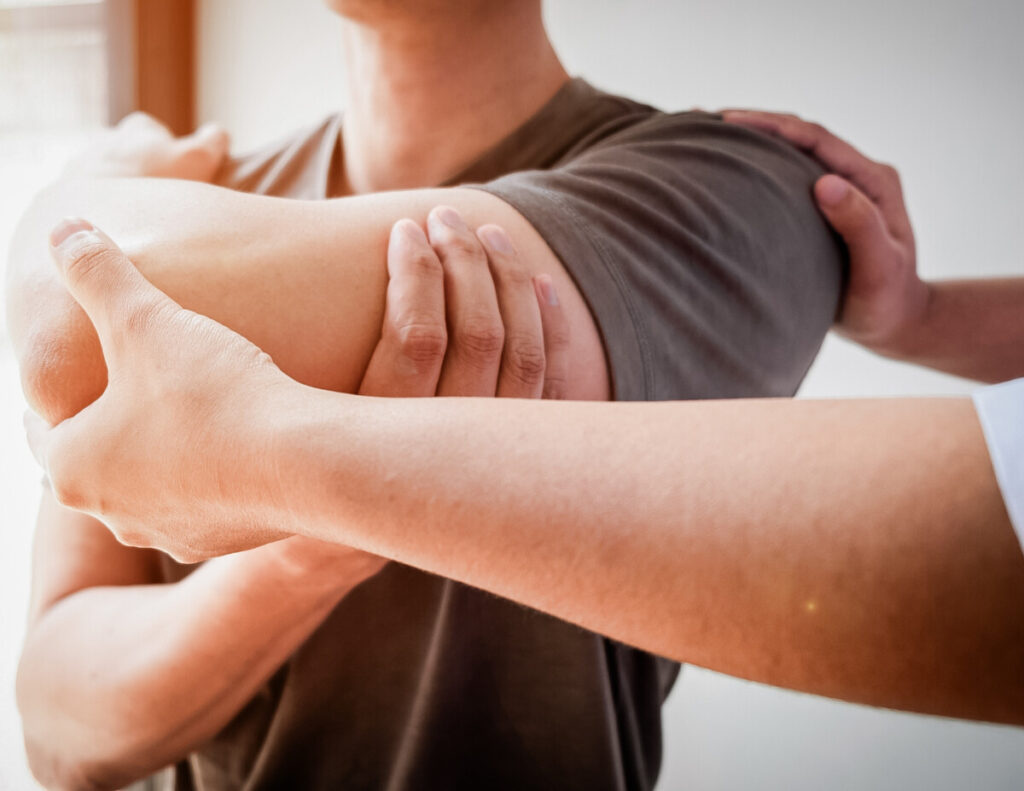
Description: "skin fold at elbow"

(17, 322), (107, 426)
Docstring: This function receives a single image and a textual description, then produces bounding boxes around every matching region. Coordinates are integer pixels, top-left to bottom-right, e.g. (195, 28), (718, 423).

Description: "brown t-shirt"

(147, 78), (843, 791)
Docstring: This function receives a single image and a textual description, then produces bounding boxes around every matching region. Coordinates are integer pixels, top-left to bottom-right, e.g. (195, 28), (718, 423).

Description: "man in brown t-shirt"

(12, 2), (842, 789)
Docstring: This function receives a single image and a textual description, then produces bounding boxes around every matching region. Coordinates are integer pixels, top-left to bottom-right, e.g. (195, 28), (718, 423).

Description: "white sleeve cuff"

(973, 377), (1024, 553)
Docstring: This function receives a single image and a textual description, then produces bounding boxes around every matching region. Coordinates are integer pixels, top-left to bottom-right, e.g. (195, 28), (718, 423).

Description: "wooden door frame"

(106, 0), (196, 134)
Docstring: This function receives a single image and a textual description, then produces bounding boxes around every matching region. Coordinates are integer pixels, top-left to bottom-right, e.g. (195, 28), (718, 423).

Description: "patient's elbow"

(23, 735), (139, 791)
(19, 328), (107, 426)
(23, 739), (106, 791)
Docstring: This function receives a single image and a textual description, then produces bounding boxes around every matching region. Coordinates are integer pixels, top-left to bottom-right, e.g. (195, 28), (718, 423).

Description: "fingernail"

(816, 175), (850, 207)
(478, 225), (513, 255)
(50, 217), (93, 249)
(394, 218), (427, 245)
(435, 206), (468, 232)
(535, 274), (559, 306)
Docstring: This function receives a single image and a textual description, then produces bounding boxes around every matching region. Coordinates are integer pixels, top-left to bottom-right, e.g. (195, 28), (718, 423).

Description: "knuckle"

(392, 321), (448, 366)
(455, 317), (504, 361)
(50, 475), (85, 511)
(503, 336), (546, 385)
(119, 299), (162, 339)
(173, 146), (220, 178)
(63, 241), (115, 284)
(179, 145), (214, 166)
(494, 261), (531, 288)
(404, 248), (443, 277)
(437, 229), (484, 260)
(170, 546), (202, 564)
(879, 162), (902, 185)
(542, 376), (567, 401)
(115, 527), (147, 548)
(848, 196), (882, 228)
(544, 323), (572, 352)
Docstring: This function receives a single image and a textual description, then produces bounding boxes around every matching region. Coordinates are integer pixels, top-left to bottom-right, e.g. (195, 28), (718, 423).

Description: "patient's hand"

(62, 111), (229, 181)
(721, 110), (928, 356)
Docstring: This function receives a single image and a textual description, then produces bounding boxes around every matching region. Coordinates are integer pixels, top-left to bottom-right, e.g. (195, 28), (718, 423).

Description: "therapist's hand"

(27, 217), (300, 561)
(721, 110), (930, 356)
(269, 208), (569, 575)
(360, 207), (569, 401)
(26, 212), (567, 563)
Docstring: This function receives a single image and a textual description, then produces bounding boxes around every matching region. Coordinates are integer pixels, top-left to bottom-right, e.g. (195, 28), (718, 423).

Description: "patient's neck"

(338, 1), (568, 194)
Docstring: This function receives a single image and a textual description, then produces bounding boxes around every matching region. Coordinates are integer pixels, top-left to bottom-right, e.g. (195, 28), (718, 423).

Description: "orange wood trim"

(105, 0), (195, 134)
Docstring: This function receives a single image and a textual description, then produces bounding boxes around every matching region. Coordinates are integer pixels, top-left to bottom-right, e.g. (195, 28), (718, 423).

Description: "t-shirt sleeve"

(473, 113), (846, 401)
(973, 378), (1024, 553)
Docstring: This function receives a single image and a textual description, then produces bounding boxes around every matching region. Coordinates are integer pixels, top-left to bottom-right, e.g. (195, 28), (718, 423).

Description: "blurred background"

(1, 0), (1022, 788)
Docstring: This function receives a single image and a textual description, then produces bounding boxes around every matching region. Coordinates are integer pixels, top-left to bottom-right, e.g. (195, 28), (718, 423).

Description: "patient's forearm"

(7, 178), (606, 422)
(18, 499), (364, 790)
(281, 392), (1024, 725)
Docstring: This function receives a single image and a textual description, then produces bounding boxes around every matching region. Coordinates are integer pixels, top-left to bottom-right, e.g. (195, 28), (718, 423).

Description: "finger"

(359, 219), (448, 397)
(476, 225), (546, 399)
(721, 110), (912, 242)
(49, 218), (172, 359)
(533, 275), (571, 401)
(23, 410), (51, 472)
(814, 175), (896, 285)
(171, 123), (231, 181)
(119, 111), (169, 133)
(428, 206), (504, 397)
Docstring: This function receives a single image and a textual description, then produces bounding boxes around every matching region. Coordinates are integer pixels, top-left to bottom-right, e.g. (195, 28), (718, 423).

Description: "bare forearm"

(281, 391), (1024, 724)
(880, 278), (1024, 382)
(7, 178), (605, 423)
(18, 535), (355, 790)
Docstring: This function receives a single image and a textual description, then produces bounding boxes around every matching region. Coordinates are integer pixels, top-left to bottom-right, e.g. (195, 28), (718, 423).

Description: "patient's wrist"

(261, 384), (372, 547)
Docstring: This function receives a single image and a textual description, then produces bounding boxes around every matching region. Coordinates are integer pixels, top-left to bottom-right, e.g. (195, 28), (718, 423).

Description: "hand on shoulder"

(722, 109), (930, 357)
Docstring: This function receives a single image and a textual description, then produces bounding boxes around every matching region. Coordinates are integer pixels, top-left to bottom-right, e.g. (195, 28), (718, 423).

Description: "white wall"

(202, 2), (1024, 789)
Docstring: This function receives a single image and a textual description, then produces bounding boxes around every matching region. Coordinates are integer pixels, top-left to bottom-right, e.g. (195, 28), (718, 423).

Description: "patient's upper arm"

(7, 179), (610, 424)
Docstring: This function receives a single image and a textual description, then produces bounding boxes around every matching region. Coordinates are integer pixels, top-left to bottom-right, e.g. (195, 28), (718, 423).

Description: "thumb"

(49, 218), (171, 352)
(814, 175), (892, 265)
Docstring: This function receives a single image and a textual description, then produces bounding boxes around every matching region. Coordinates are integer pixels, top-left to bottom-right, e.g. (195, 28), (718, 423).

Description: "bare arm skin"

(27, 227), (1024, 729)
(7, 178), (607, 427)
(19, 498), (375, 791)
(17, 209), (568, 790)
(723, 110), (1024, 383)
(8, 173), (602, 790)
(285, 392), (1024, 727)
(11, 124), (375, 790)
